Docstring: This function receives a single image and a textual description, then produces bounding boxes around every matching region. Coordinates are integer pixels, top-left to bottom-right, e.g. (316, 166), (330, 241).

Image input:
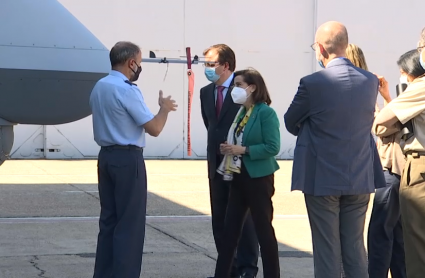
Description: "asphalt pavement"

(0, 160), (376, 278)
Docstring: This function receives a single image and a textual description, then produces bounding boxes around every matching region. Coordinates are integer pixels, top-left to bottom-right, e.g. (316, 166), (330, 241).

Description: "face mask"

(316, 48), (325, 68)
(420, 50), (425, 70)
(231, 86), (251, 104)
(204, 67), (221, 83)
(130, 63), (142, 82)
(400, 75), (408, 84)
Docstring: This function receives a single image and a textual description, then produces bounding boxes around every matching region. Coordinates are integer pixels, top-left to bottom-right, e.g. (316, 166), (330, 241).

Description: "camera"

(396, 79), (414, 142)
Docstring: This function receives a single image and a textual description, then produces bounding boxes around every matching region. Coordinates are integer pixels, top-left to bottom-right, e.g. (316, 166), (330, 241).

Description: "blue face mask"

(420, 50), (425, 70)
(204, 67), (220, 83)
(316, 47), (325, 68)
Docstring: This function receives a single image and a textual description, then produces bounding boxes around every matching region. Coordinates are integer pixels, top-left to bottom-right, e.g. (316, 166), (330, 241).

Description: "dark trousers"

(368, 170), (406, 278)
(209, 170), (259, 277)
(209, 161), (259, 277)
(93, 148), (147, 278)
(214, 165), (279, 278)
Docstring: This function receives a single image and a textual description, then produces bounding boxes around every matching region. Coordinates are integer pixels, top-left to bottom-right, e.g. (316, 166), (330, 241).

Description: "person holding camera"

(374, 48), (425, 278)
(345, 43), (407, 278)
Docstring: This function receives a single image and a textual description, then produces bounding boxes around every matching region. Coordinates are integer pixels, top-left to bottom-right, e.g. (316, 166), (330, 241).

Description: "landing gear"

(0, 125), (14, 166)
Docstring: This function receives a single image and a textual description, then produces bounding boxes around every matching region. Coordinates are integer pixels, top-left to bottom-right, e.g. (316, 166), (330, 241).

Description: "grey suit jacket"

(284, 58), (386, 196)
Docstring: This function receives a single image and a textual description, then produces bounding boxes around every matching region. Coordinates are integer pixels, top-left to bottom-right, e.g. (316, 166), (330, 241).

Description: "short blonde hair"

(345, 43), (369, 71)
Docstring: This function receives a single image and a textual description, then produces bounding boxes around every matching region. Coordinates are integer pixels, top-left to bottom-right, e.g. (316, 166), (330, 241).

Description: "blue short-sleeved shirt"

(89, 70), (154, 148)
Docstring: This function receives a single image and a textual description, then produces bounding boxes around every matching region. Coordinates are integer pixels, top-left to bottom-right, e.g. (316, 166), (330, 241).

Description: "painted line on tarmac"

(64, 191), (209, 193)
(0, 173), (288, 177)
(64, 191), (99, 193)
(0, 215), (307, 224)
(0, 174), (206, 176)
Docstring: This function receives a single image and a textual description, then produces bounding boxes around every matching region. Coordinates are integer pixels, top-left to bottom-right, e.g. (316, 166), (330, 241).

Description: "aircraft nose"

(0, 68), (107, 125)
(0, 0), (110, 125)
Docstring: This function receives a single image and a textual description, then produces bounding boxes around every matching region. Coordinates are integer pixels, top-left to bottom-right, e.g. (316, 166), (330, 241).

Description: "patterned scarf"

(217, 105), (254, 180)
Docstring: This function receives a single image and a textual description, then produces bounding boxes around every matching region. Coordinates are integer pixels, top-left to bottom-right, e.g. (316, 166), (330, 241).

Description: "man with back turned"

(284, 21), (384, 278)
(90, 41), (177, 278)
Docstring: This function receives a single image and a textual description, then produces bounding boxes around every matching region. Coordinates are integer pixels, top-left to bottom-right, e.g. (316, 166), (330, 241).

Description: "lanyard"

(233, 106), (253, 141)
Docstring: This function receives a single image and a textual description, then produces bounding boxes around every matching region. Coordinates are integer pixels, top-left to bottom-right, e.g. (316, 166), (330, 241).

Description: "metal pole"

(142, 57), (215, 64)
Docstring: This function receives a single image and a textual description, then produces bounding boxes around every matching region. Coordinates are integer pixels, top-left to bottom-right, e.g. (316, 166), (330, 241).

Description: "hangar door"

(14, 0), (317, 159)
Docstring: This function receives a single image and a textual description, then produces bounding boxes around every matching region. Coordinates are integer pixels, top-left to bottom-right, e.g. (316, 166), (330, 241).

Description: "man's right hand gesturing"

(158, 90), (178, 112)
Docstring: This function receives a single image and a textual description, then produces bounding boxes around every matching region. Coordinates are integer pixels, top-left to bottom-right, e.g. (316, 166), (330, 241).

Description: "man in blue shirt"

(90, 41), (177, 278)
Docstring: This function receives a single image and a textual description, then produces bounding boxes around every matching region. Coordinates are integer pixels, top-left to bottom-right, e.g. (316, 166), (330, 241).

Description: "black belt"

(404, 150), (425, 158)
(101, 145), (143, 152)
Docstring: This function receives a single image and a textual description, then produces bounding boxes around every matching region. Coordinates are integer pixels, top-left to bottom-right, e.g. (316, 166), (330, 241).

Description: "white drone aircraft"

(0, 0), (210, 165)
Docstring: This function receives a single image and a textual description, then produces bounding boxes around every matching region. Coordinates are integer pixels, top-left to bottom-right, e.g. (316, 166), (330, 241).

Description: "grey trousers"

(304, 194), (370, 278)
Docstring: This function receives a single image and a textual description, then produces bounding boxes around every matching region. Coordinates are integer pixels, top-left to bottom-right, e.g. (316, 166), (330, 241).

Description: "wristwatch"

(245, 146), (250, 155)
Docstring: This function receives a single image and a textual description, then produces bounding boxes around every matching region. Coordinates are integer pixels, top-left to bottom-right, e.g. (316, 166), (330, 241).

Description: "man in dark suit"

(284, 22), (385, 278)
(200, 44), (259, 278)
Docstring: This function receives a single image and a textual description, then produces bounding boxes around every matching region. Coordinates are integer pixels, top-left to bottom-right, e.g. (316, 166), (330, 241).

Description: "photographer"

(374, 49), (425, 278)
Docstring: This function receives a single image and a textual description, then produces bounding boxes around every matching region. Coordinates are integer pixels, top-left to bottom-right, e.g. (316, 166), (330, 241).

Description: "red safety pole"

(186, 47), (194, 156)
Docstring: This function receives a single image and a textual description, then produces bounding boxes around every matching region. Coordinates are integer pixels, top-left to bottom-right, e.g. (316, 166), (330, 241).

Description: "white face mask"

(400, 75), (409, 84)
(231, 86), (251, 104)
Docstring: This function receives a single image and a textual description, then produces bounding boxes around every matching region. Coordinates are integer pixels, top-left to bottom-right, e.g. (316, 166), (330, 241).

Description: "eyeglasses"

(418, 45), (425, 52)
(310, 42), (318, 51)
(202, 61), (220, 68)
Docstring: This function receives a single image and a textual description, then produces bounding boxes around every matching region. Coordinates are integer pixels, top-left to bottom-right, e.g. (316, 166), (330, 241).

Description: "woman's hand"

(220, 143), (246, 155)
(374, 74), (391, 103)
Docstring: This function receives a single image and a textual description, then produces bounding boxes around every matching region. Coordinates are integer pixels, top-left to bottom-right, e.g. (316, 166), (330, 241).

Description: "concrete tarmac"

(0, 160), (377, 278)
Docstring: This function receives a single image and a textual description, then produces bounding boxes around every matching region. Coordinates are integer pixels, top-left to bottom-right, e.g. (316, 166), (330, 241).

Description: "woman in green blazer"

(214, 68), (281, 278)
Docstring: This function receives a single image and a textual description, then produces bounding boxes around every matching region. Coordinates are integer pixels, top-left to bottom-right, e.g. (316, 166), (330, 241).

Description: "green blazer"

(242, 103), (280, 178)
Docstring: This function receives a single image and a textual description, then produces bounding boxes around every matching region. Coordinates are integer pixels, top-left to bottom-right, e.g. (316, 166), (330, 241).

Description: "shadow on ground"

(0, 180), (314, 278)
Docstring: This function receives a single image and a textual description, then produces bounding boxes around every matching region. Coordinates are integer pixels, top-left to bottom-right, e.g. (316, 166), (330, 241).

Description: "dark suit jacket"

(200, 79), (240, 179)
(284, 58), (386, 196)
